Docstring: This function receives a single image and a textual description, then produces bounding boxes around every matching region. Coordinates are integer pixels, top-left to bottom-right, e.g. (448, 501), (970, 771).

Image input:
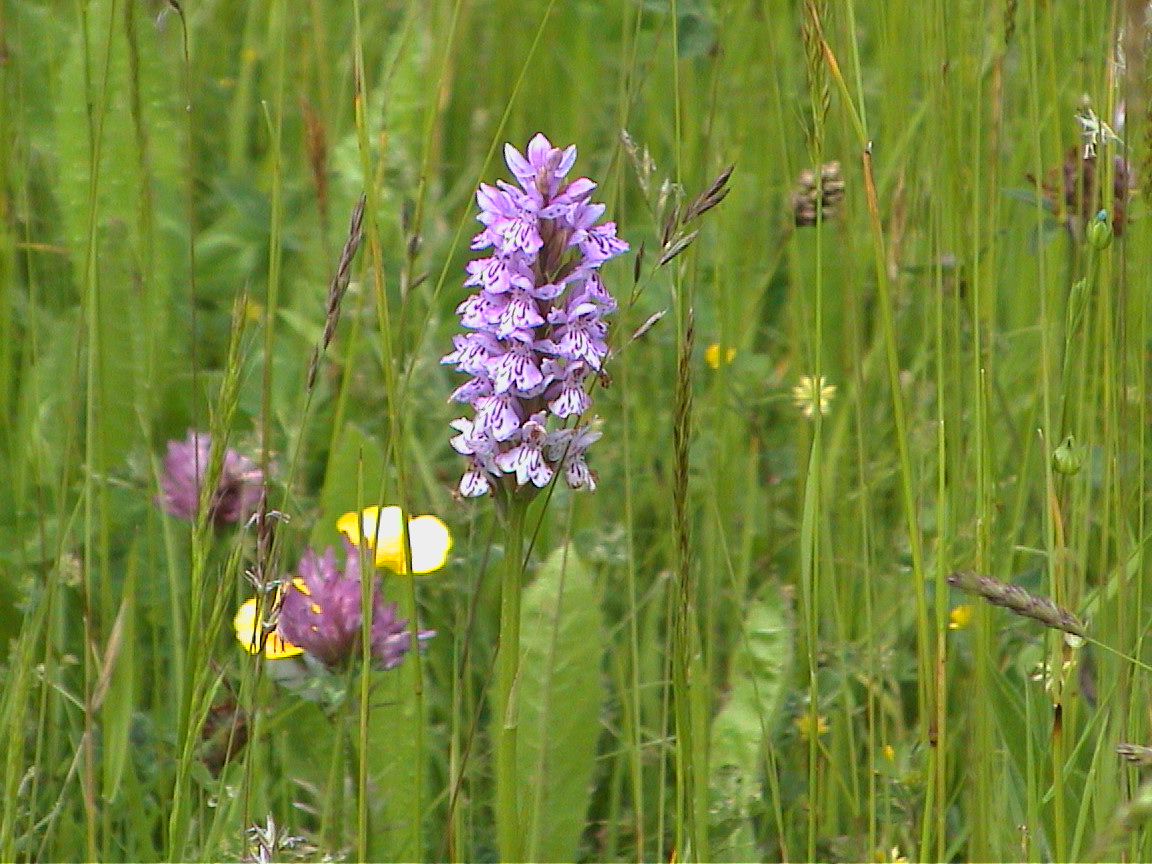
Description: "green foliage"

(514, 544), (604, 863)
(365, 667), (424, 862)
(3, 0), (1151, 861)
(708, 589), (794, 861)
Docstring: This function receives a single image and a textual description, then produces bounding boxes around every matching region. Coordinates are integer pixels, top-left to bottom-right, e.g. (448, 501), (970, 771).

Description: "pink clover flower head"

(443, 134), (628, 499)
(157, 430), (264, 527)
(276, 540), (434, 670)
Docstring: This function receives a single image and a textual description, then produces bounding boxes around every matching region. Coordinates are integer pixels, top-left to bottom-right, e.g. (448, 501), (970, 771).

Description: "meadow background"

(2, 0), (1151, 861)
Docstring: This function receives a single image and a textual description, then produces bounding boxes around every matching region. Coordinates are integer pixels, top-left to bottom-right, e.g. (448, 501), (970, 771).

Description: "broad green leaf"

(51, 0), (184, 467)
(515, 544), (604, 863)
(708, 587), (794, 860)
(268, 692), (348, 845)
(365, 667), (422, 862)
(15, 311), (83, 489)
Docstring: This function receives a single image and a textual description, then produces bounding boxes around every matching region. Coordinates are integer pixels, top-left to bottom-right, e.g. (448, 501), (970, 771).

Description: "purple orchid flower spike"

(443, 134), (628, 500)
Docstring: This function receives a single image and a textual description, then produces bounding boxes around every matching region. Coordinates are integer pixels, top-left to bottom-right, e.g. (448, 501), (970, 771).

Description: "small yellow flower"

(792, 374), (836, 419)
(871, 846), (908, 863)
(793, 710), (829, 740)
(704, 343), (736, 369)
(233, 592), (303, 659)
(241, 298), (264, 322)
(882, 743), (895, 761)
(948, 604), (974, 630)
(336, 505), (452, 574)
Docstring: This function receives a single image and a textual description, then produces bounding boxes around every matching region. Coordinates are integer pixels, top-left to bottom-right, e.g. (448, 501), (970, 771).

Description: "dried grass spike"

(658, 229), (699, 268)
(801, 0), (831, 151)
(300, 95), (329, 225)
(307, 193), (366, 390)
(683, 164), (734, 223)
(1118, 743), (1152, 768)
(946, 570), (1087, 638)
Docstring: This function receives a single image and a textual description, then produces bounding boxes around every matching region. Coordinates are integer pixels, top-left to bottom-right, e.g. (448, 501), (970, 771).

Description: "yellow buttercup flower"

(793, 710), (829, 740)
(872, 846), (908, 863)
(233, 594), (303, 659)
(948, 604), (974, 630)
(241, 298), (264, 323)
(704, 343), (736, 369)
(336, 505), (452, 574)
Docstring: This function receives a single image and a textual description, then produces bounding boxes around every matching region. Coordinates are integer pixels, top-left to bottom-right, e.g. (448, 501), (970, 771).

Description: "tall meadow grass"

(1, 0), (1150, 861)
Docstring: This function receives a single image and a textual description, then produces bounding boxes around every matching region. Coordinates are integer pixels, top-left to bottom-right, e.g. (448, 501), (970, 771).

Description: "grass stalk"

(3, 2), (1146, 860)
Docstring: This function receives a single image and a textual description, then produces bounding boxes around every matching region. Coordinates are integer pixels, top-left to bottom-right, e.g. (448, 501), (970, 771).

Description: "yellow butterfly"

(336, 505), (452, 574)
(232, 583), (304, 660)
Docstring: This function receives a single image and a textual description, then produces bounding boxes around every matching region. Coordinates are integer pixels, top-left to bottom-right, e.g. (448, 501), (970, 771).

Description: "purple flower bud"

(157, 430), (264, 527)
(443, 134), (628, 498)
(276, 540), (434, 670)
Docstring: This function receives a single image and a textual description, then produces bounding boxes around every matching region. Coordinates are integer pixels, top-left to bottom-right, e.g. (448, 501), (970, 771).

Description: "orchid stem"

(495, 497), (526, 861)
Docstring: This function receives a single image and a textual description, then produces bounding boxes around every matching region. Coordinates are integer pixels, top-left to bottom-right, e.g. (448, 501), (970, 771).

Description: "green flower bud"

(1053, 434), (1085, 475)
(1087, 209), (1113, 250)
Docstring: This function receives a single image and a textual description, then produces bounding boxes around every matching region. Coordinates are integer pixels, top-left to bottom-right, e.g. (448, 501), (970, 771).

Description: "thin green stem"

(495, 498), (526, 862)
